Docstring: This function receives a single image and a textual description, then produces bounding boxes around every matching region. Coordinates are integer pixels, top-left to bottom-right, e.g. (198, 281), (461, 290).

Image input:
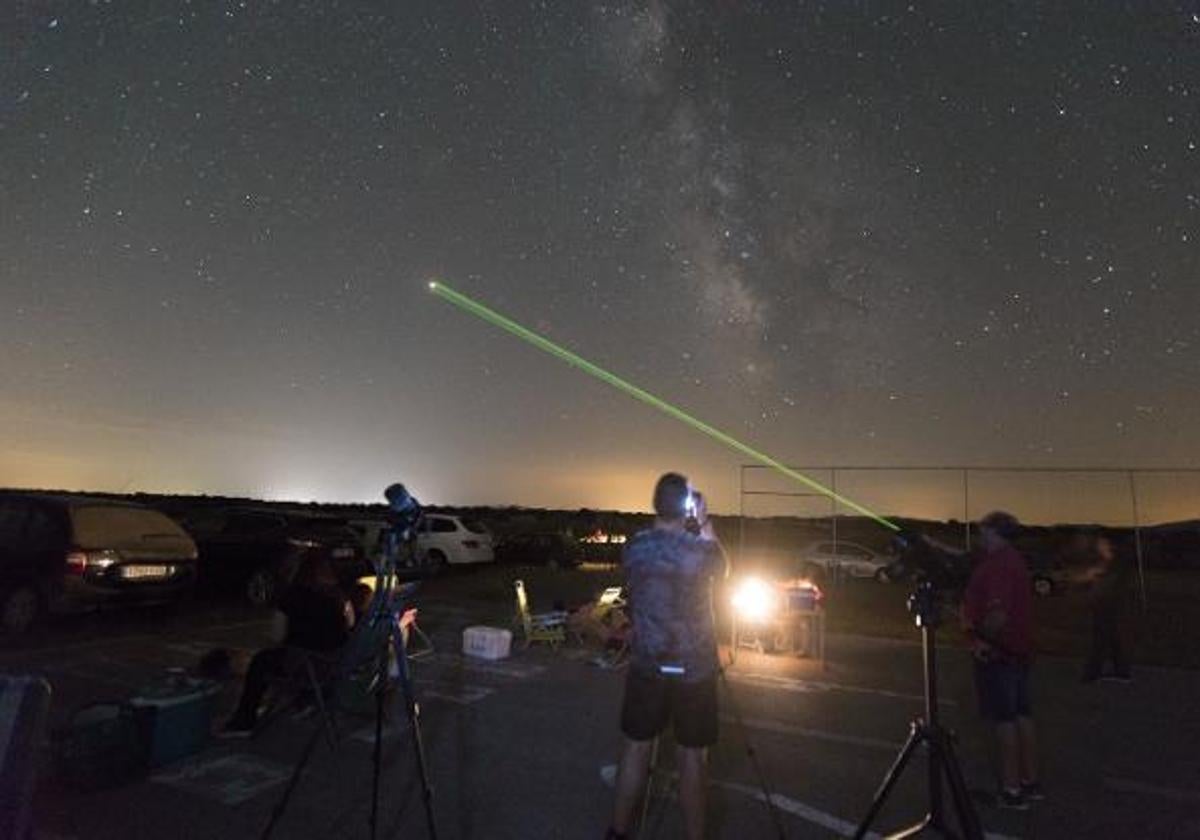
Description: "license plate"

(332, 548), (354, 559)
(120, 565), (172, 580)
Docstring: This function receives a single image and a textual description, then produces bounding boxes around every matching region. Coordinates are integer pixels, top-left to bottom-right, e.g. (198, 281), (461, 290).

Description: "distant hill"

(3, 487), (1195, 569)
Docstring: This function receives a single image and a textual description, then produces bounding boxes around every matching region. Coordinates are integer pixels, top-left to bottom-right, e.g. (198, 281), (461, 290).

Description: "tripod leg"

(853, 724), (925, 840)
(369, 646), (386, 840)
(393, 620), (439, 840)
(636, 736), (659, 835)
(936, 731), (985, 840)
(304, 657), (337, 749)
(259, 715), (327, 840)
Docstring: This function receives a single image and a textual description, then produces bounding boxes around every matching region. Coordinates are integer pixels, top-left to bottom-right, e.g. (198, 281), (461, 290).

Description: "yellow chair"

(513, 579), (568, 648)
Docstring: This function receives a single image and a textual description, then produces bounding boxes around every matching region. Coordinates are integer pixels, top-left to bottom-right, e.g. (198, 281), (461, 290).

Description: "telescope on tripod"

(853, 533), (983, 840)
(261, 483), (439, 840)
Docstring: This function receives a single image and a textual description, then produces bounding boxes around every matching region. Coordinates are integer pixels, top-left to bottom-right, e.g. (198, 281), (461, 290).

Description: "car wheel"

(245, 569), (277, 607)
(0, 586), (41, 635)
(427, 549), (448, 572)
(1032, 576), (1053, 598)
(874, 567), (891, 584)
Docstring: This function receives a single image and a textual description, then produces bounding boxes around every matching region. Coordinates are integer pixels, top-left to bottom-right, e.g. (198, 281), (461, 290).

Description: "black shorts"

(974, 661), (1032, 722)
(619, 667), (718, 748)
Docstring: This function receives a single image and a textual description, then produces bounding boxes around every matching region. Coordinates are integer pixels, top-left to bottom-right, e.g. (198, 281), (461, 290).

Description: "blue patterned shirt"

(623, 527), (726, 682)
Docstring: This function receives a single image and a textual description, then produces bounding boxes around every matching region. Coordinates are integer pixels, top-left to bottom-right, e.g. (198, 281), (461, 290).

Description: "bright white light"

(731, 577), (776, 623)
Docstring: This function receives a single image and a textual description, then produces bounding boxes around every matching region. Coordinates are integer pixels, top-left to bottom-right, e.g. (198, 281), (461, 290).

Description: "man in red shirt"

(961, 511), (1042, 810)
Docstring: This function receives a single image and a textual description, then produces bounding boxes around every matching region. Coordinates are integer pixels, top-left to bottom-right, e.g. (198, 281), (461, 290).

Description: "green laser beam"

(428, 279), (900, 532)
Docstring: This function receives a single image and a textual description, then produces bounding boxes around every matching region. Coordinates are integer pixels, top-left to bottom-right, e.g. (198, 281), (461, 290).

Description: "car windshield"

(462, 519), (490, 535)
(293, 519), (354, 541)
(72, 505), (192, 550)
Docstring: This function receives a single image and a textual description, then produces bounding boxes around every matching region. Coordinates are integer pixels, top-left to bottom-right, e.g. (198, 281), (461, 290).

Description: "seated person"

(221, 554), (353, 737)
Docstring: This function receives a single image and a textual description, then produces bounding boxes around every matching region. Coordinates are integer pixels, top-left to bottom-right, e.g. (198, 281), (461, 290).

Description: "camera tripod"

(260, 523), (438, 840)
(853, 582), (983, 840)
(637, 656), (787, 840)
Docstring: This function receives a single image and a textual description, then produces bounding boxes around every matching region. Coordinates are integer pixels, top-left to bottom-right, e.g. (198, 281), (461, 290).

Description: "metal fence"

(737, 465), (1200, 607)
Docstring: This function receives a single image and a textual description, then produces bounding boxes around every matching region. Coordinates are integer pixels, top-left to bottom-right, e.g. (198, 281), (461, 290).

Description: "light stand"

(853, 582), (983, 840)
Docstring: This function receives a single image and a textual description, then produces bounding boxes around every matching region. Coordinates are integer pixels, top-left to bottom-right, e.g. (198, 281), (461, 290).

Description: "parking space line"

(0, 634), (156, 658)
(729, 716), (902, 752)
(716, 778), (1020, 840)
(728, 671), (956, 706)
(601, 763), (1019, 840)
(1104, 777), (1200, 804)
(152, 753), (291, 805)
(414, 680), (495, 705)
(0, 620), (272, 662)
(423, 652), (545, 680)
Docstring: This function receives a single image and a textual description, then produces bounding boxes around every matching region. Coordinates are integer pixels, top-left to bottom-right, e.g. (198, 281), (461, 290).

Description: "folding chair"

(255, 647), (343, 747)
(513, 579), (568, 648)
(585, 587), (630, 668)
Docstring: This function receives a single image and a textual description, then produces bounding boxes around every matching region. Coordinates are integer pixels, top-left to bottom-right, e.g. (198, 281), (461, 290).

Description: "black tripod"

(260, 516), (438, 840)
(638, 656), (787, 840)
(853, 582), (983, 840)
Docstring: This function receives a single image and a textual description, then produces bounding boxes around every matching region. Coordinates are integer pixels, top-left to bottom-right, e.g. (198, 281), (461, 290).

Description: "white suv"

(416, 514), (495, 567)
(798, 540), (892, 582)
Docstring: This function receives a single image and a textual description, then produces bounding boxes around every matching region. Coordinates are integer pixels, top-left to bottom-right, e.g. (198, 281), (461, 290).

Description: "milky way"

(2, 2), (1198, 521)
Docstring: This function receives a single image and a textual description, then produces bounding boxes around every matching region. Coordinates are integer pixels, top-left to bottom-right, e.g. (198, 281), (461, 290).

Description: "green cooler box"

(130, 670), (221, 767)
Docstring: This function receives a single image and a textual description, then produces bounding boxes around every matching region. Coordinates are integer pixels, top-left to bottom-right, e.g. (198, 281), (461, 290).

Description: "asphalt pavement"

(4, 585), (1199, 840)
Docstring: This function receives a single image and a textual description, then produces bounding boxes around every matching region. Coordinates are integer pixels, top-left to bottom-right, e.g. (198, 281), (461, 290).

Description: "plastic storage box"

(462, 626), (512, 660)
(130, 670), (221, 767)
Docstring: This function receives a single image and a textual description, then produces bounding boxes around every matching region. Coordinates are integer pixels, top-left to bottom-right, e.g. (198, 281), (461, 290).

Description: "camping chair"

(254, 646), (343, 747)
(577, 586), (630, 668)
(513, 579), (568, 648)
(259, 591), (434, 741)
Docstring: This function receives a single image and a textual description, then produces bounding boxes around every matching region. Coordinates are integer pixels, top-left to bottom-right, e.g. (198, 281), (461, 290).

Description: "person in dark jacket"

(1082, 534), (1132, 683)
(961, 511), (1041, 810)
(220, 554), (353, 737)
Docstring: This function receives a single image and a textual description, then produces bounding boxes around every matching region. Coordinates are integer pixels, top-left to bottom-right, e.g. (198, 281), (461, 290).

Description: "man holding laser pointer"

(607, 472), (729, 840)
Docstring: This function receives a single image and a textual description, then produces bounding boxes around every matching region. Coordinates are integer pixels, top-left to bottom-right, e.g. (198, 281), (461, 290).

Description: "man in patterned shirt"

(607, 472), (728, 840)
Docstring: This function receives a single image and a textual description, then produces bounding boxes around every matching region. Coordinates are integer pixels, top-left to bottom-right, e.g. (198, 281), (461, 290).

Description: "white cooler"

(462, 626), (512, 660)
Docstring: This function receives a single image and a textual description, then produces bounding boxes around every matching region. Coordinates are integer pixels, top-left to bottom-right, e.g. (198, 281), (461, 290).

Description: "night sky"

(3, 3), (1198, 522)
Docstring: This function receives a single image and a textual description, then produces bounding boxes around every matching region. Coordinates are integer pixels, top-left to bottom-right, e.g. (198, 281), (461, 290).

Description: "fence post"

(962, 469), (971, 551)
(738, 465), (746, 568)
(831, 469), (839, 554)
(1127, 471), (1148, 608)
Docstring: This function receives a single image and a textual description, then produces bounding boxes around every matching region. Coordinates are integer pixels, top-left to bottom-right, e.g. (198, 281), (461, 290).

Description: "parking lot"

(7, 566), (1200, 839)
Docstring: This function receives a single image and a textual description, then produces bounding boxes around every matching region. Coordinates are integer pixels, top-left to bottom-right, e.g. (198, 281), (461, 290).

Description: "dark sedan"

(180, 508), (368, 606)
(494, 532), (582, 569)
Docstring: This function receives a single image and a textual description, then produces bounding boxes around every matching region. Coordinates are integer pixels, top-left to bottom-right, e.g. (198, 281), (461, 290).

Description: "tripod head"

(907, 580), (943, 629)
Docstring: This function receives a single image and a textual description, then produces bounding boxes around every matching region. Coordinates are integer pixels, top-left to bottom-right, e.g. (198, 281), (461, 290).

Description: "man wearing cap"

(962, 511), (1042, 810)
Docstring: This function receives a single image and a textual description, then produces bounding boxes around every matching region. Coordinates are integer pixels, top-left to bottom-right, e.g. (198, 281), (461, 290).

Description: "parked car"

(798, 540), (893, 582)
(180, 508), (367, 606)
(0, 493), (198, 634)
(494, 532), (581, 568)
(347, 517), (390, 566)
(415, 514), (494, 567)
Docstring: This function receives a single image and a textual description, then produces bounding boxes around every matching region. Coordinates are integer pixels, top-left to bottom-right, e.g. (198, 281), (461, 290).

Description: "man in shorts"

(607, 472), (728, 840)
(962, 511), (1042, 810)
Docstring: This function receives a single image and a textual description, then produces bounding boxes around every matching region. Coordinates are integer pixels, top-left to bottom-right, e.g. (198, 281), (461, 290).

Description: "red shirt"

(962, 545), (1033, 660)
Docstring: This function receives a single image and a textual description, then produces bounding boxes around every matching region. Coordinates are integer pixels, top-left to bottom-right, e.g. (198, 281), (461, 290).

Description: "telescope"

(885, 530), (973, 592)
